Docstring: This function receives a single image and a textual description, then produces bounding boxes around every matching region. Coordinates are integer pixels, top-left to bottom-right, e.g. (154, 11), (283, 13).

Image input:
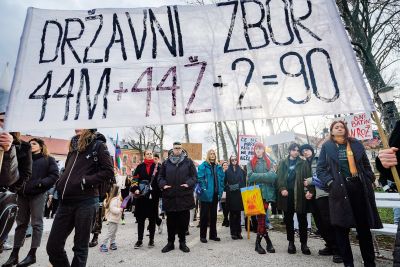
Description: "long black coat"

(224, 165), (246, 211)
(158, 155), (197, 212)
(131, 162), (160, 218)
(23, 153), (59, 195)
(317, 139), (382, 229)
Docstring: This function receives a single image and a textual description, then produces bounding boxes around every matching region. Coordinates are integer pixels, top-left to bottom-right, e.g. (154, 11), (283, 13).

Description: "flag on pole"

(115, 134), (122, 170)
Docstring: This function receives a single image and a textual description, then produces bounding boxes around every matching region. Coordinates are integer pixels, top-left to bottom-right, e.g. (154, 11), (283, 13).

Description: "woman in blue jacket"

(197, 149), (224, 243)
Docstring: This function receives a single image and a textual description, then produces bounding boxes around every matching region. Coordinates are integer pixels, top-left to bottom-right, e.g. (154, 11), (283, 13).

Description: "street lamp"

(377, 86), (399, 133)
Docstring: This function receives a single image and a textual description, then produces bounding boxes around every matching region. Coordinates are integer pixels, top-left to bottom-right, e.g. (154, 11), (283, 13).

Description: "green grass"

(378, 208), (394, 224)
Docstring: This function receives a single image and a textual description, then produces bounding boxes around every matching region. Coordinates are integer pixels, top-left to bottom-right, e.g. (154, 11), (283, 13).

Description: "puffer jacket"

(197, 161), (225, 202)
(56, 133), (114, 201)
(23, 153), (59, 195)
(105, 196), (123, 223)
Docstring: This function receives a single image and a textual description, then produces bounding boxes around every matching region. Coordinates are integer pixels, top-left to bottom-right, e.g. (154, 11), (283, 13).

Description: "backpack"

(87, 140), (116, 198)
(0, 188), (18, 242)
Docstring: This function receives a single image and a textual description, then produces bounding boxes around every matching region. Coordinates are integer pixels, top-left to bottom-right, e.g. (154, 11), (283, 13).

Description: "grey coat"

(316, 139), (382, 229)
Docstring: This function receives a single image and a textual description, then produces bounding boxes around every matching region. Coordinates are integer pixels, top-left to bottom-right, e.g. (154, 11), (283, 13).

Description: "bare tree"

(127, 126), (164, 161)
(337, 0), (400, 131)
(223, 121), (239, 156)
(217, 121), (228, 160)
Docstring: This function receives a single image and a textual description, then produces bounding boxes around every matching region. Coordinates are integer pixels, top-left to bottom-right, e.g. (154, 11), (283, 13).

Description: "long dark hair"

(29, 138), (50, 157)
(329, 120), (350, 141)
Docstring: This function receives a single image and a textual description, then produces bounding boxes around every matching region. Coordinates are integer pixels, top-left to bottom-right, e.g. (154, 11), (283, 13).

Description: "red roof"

(21, 135), (69, 156)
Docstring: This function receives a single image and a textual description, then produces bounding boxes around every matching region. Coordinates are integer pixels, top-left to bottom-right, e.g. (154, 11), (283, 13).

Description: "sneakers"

(134, 241), (143, 249)
(121, 219), (126, 225)
(158, 220), (164, 234)
(110, 243), (117, 250)
(99, 244), (108, 252)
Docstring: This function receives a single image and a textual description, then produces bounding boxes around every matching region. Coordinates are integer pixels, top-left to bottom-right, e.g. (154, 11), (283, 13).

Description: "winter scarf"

(334, 136), (358, 177)
(144, 159), (154, 175)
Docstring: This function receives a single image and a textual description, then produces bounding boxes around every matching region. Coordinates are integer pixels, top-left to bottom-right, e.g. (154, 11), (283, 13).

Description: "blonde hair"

(104, 185), (120, 210)
(205, 149), (218, 164)
(69, 129), (96, 152)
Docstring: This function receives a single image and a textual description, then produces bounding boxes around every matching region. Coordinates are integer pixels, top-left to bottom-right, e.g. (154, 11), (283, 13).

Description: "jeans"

(14, 193), (46, 249)
(47, 198), (98, 267)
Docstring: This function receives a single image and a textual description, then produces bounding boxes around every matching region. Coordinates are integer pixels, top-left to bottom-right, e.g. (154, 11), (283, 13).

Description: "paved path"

(2, 212), (393, 267)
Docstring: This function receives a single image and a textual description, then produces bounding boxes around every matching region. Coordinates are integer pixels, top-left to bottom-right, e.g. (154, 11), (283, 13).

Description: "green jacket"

(276, 157), (313, 213)
(246, 158), (277, 202)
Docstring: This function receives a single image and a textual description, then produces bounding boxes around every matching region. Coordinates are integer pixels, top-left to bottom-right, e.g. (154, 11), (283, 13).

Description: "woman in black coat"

(5, 138), (59, 267)
(131, 150), (160, 249)
(316, 120), (382, 267)
(225, 155), (246, 240)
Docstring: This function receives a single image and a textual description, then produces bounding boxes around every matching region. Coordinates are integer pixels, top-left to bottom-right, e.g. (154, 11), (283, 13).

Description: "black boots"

(161, 242), (175, 253)
(255, 234), (266, 254)
(288, 241), (296, 254)
(301, 243), (311, 255)
(2, 248), (19, 267)
(16, 254), (36, 267)
(264, 233), (275, 253)
(179, 242), (190, 253)
(88, 234), (98, 247)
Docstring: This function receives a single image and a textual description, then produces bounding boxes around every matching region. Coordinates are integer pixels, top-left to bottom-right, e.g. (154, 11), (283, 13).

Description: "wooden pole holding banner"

(371, 111), (400, 191)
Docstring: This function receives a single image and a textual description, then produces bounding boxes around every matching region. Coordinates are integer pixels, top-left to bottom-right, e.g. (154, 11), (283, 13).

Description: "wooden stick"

(247, 216), (250, 240)
(371, 111), (400, 191)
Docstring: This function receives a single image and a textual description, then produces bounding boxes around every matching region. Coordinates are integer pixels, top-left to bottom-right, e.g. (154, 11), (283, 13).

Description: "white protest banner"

(343, 113), (373, 140)
(238, 135), (260, 166)
(264, 131), (295, 146)
(5, 0), (374, 131)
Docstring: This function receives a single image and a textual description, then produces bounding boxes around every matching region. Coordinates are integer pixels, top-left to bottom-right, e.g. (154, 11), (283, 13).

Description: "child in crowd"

(100, 185), (122, 252)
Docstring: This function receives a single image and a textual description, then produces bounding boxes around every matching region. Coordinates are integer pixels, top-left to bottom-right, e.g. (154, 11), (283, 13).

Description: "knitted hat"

(299, 144), (314, 157)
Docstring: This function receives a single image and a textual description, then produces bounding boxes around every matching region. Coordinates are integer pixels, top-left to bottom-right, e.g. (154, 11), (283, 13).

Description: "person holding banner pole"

(375, 119), (400, 265)
(277, 143), (313, 255)
(247, 142), (277, 254)
(316, 120), (382, 267)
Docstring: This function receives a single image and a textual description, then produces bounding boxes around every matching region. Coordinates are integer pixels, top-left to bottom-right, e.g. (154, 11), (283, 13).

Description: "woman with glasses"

(131, 150), (161, 249)
(317, 121), (382, 267)
(225, 156), (246, 240)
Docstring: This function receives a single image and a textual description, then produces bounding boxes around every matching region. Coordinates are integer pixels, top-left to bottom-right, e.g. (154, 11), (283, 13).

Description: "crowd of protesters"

(1, 119), (400, 267)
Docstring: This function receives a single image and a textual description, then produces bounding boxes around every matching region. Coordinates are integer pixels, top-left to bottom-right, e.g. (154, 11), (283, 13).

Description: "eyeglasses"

(231, 159), (237, 161)
(173, 147), (182, 150)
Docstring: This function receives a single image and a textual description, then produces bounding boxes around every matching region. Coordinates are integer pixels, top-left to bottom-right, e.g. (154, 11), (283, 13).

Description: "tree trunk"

(184, 124), (190, 143)
(241, 120), (246, 135)
(224, 121), (238, 156)
(218, 121), (228, 161)
(160, 125), (164, 159)
(214, 122), (220, 161)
